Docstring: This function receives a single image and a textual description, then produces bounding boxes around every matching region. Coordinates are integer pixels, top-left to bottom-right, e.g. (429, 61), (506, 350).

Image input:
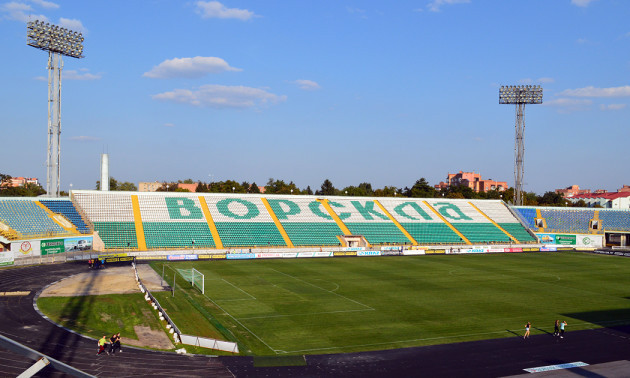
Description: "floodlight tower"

(27, 20), (84, 197)
(499, 85), (543, 206)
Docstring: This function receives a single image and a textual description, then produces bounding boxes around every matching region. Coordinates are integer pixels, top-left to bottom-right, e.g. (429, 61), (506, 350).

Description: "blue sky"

(1, 0), (629, 194)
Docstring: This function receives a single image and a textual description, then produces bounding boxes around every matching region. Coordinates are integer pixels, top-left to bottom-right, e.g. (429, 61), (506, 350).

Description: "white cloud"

(164, 123), (175, 127)
(518, 78), (533, 84)
(63, 70), (101, 80)
(427, 0), (470, 12)
(143, 57), (242, 79)
(293, 79), (321, 91)
(576, 38), (589, 44)
(543, 98), (592, 113)
(537, 77), (555, 84)
(1, 1), (48, 22)
(346, 7), (367, 18)
(195, 1), (255, 20)
(152, 84), (287, 109)
(571, 0), (596, 7)
(29, 0), (58, 9)
(599, 104), (627, 111)
(59, 18), (86, 33)
(69, 135), (100, 141)
(557, 85), (630, 98)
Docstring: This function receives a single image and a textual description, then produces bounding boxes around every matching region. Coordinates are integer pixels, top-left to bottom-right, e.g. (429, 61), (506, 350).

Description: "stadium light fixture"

(26, 20), (84, 197)
(499, 85), (543, 206)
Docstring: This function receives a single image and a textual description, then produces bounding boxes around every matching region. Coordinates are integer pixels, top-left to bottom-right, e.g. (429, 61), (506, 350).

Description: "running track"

(1, 262), (629, 377)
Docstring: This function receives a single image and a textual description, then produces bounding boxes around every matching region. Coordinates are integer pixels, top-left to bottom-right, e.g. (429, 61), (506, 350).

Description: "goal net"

(175, 268), (205, 294)
(191, 268), (205, 294)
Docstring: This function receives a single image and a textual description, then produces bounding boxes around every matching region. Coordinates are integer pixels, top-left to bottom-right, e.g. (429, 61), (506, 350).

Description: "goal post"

(191, 267), (205, 294)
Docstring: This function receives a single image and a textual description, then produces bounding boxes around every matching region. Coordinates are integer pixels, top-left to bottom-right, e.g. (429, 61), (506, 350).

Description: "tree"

(405, 178), (436, 198)
(265, 178), (300, 194)
(306, 186), (313, 195)
(316, 179), (337, 196)
(373, 186), (400, 197)
(0, 182), (46, 197)
(249, 182), (261, 193)
(538, 191), (565, 206)
(0, 173), (11, 188)
(96, 177), (136, 191)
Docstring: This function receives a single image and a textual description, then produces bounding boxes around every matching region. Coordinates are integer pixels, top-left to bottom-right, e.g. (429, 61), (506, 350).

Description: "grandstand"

(0, 198), (87, 240)
(69, 191), (537, 251)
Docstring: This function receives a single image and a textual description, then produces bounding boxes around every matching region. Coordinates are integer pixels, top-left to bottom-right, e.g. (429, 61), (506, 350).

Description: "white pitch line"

(238, 308), (374, 321)
(270, 268), (374, 310)
(221, 278), (256, 300)
(280, 329), (515, 354)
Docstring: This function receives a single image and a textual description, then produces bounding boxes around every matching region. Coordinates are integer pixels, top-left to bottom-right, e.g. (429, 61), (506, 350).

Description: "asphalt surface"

(1, 262), (629, 377)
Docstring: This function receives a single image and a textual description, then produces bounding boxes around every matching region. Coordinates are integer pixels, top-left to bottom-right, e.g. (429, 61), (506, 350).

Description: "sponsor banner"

(556, 235), (576, 245)
(505, 248), (523, 253)
(380, 246), (401, 251)
(0, 250), (14, 266)
(98, 253), (128, 259)
(297, 252), (314, 258)
(282, 253), (298, 258)
(255, 253), (283, 259)
(12, 241), (40, 257)
(381, 250), (402, 256)
(198, 254), (226, 259)
(167, 254), (199, 261)
(314, 252), (333, 257)
(538, 234), (556, 244)
(557, 247), (574, 251)
(426, 249), (446, 255)
(136, 255), (165, 260)
(536, 233), (603, 248)
(104, 256), (134, 263)
(226, 253), (256, 260)
(522, 247), (540, 252)
(409, 246), (427, 250)
(487, 248), (505, 253)
(540, 246), (557, 252)
(403, 250), (425, 256)
(40, 239), (65, 255)
(357, 251), (381, 257)
(64, 237), (93, 252)
(343, 247), (365, 252)
(334, 251), (357, 256)
(459, 248), (485, 254)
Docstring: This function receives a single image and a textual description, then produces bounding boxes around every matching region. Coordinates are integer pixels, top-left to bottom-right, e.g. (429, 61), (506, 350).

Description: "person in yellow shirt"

(97, 335), (108, 355)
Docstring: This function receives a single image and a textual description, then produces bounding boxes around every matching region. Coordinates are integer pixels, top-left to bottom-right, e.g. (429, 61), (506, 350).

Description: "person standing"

(109, 334), (117, 354)
(560, 320), (567, 338)
(524, 322), (531, 339)
(554, 319), (560, 337)
(114, 333), (122, 353)
(97, 335), (108, 355)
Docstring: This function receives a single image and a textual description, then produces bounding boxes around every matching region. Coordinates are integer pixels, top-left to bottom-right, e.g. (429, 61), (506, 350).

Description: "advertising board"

(167, 254), (199, 261)
(357, 251), (381, 257)
(334, 251), (357, 256)
(64, 237), (93, 252)
(226, 253), (255, 260)
(403, 250), (425, 255)
(41, 239), (65, 255)
(0, 250), (14, 266)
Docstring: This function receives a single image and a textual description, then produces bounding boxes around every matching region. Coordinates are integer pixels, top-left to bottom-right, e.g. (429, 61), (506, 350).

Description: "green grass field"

(150, 252), (630, 356)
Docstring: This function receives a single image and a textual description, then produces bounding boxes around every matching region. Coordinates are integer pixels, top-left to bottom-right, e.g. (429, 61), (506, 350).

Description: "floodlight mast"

(499, 85), (542, 206)
(27, 20), (84, 197)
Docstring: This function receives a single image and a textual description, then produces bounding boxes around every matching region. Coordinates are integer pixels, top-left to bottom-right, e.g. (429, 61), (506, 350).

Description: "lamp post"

(27, 20), (84, 197)
(499, 85), (543, 206)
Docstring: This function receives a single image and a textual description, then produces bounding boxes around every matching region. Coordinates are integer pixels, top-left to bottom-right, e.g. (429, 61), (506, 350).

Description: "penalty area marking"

(270, 268), (374, 310)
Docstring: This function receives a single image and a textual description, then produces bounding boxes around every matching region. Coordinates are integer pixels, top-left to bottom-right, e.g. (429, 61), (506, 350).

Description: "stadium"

(1, 191), (630, 376)
(2, 2), (630, 377)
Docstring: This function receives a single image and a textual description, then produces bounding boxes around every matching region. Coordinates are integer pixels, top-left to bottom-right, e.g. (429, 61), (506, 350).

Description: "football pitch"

(149, 252), (630, 356)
